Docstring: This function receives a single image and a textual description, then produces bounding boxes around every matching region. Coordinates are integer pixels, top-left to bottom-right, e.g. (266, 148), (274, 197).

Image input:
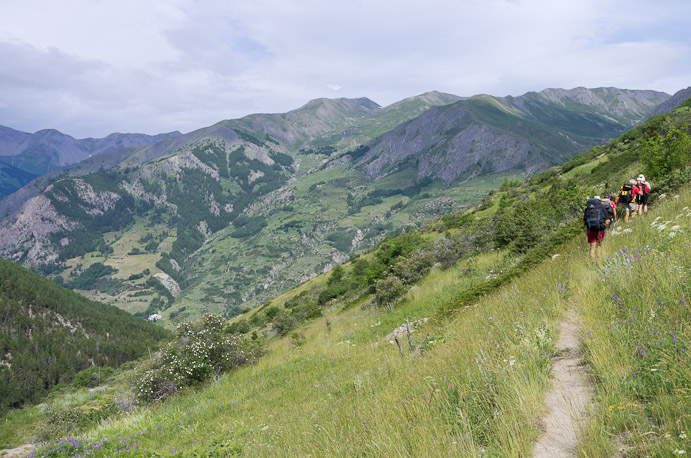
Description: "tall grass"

(26, 225), (583, 457)
(577, 187), (691, 457)
(25, 188), (691, 457)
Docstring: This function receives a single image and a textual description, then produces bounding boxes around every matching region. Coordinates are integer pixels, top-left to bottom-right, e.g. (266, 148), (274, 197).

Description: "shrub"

(271, 313), (298, 336)
(374, 274), (407, 309)
(642, 117), (691, 180)
(72, 366), (114, 388)
(136, 314), (262, 403)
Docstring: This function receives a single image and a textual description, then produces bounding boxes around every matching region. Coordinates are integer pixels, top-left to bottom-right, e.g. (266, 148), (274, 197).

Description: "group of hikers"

(584, 174), (651, 262)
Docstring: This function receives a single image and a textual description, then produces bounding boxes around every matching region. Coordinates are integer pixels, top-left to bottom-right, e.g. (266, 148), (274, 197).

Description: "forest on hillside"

(0, 258), (169, 415)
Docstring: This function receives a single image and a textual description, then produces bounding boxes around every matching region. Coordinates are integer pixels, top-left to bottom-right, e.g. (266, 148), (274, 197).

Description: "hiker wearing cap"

(617, 179), (640, 223)
(636, 174), (651, 215)
(584, 195), (610, 262)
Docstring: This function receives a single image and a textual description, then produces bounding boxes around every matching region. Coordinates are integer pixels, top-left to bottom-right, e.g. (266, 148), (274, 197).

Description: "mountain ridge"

(0, 86), (672, 325)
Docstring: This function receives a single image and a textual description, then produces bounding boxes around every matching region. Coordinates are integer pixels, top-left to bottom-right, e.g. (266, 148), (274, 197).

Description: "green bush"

(374, 274), (407, 309)
(136, 314), (262, 403)
(72, 366), (114, 388)
(641, 117), (691, 180)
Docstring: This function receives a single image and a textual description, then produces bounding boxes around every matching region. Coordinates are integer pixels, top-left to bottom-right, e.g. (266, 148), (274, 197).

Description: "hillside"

(357, 87), (668, 182)
(0, 257), (169, 416)
(0, 88), (670, 327)
(0, 161), (37, 199)
(5, 95), (690, 457)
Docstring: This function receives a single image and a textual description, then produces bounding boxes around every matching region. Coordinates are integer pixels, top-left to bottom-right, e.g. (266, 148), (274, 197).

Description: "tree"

(642, 117), (691, 179)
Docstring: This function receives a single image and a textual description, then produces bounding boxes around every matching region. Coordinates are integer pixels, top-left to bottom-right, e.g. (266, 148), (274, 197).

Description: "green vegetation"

(135, 314), (262, 403)
(0, 258), (168, 415)
(578, 187), (691, 455)
(66, 262), (117, 290)
(7, 95), (691, 456)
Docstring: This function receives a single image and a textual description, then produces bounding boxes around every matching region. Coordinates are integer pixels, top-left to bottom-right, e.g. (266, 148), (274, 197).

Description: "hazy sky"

(1, 0), (689, 138)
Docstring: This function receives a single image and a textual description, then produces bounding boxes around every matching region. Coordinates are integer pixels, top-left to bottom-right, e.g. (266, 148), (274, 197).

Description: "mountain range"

(0, 127), (181, 199)
(0, 86), (675, 325)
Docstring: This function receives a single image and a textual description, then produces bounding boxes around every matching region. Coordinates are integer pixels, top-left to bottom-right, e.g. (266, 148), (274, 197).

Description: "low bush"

(135, 314), (262, 403)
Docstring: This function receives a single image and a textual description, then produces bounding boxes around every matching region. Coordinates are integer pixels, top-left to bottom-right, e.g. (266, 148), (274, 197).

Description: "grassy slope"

(16, 185), (690, 457)
(8, 103), (691, 456)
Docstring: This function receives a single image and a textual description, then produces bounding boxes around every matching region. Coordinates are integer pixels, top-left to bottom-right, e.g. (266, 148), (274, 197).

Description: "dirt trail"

(533, 310), (592, 457)
(0, 444), (35, 458)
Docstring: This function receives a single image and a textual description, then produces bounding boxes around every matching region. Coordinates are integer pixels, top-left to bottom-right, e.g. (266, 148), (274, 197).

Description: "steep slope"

(0, 161), (37, 199)
(649, 86), (691, 117)
(0, 88), (670, 326)
(0, 257), (168, 415)
(357, 87), (668, 182)
(125, 97), (381, 167)
(19, 97), (691, 456)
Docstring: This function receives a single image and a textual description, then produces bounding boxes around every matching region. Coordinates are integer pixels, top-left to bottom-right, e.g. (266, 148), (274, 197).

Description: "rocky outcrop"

(0, 194), (78, 265)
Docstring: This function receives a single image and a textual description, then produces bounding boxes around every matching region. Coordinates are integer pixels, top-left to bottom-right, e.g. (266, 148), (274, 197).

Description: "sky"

(0, 0), (689, 139)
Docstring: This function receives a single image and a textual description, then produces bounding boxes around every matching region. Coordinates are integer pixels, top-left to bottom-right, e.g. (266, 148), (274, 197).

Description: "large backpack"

(640, 183), (650, 196)
(584, 198), (606, 231)
(619, 184), (634, 204)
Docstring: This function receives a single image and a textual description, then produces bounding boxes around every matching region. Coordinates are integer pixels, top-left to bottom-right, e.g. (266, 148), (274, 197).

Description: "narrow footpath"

(533, 309), (592, 457)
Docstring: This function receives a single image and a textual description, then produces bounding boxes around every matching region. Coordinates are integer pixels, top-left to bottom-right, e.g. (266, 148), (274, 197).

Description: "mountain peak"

(299, 96), (380, 111)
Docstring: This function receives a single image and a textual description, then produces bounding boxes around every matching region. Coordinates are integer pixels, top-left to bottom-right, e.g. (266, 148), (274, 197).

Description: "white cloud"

(0, 0), (689, 137)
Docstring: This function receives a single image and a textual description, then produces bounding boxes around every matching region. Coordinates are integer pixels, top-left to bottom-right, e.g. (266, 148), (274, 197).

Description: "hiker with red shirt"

(636, 174), (651, 215)
(617, 179), (641, 223)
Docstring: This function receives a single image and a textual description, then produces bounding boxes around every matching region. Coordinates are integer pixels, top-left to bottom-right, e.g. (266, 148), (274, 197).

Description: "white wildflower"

(669, 232), (678, 238)
(551, 254), (560, 261)
(651, 368), (658, 372)
(623, 228), (633, 233)
(659, 193), (667, 199)
(680, 433), (688, 439)
(671, 225), (681, 231)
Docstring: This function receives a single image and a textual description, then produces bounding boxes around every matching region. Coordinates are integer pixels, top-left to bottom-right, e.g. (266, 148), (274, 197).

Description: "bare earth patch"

(533, 310), (592, 457)
(0, 444), (35, 458)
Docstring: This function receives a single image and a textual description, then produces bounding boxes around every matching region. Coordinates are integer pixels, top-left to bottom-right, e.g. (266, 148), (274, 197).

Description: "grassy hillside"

(15, 183), (691, 457)
(3, 97), (689, 457)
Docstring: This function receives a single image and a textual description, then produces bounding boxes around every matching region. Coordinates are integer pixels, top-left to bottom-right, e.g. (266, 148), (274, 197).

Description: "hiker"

(636, 174), (651, 215)
(617, 179), (640, 223)
(602, 193), (616, 225)
(584, 196), (610, 262)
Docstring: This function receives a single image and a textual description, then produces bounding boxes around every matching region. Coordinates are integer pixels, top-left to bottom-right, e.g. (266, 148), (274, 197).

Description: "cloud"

(0, 0), (689, 137)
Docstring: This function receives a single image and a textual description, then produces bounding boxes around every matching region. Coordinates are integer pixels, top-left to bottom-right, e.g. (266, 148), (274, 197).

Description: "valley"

(0, 87), (670, 327)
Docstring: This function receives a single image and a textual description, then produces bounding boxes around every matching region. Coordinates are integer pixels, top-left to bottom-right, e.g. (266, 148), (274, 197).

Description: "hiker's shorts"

(587, 230), (605, 243)
(627, 202), (638, 211)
